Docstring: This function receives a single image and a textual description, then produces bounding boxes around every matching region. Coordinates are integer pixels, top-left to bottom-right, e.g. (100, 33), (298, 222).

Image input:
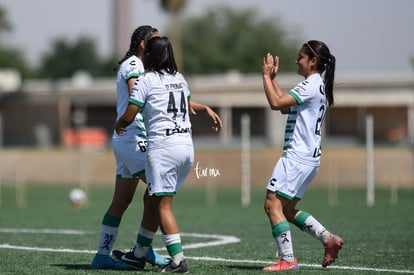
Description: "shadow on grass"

(51, 264), (91, 270)
(226, 264), (263, 271)
(52, 264), (140, 272)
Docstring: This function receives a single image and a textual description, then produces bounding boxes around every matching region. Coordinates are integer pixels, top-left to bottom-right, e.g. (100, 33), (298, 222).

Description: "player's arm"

(127, 77), (138, 95)
(114, 76), (140, 135)
(262, 53), (295, 114)
(189, 100), (223, 132)
(270, 78), (291, 114)
(114, 102), (140, 136)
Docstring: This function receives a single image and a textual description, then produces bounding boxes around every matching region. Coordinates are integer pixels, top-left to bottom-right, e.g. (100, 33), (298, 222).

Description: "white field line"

(0, 244), (95, 254)
(0, 228), (240, 251)
(180, 232), (240, 250)
(1, 244), (412, 274)
(0, 228), (413, 274)
(0, 228), (91, 234)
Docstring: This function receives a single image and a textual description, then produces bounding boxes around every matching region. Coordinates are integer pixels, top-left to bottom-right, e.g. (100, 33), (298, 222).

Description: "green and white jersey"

(283, 73), (327, 166)
(129, 71), (192, 150)
(114, 55), (146, 140)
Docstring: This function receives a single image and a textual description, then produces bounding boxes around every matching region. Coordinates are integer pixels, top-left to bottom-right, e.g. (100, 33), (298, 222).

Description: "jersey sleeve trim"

(288, 90), (303, 105)
(128, 98), (145, 107)
(125, 73), (141, 83)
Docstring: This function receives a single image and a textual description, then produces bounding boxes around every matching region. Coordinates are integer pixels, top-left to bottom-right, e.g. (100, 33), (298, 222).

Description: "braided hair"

(113, 25), (158, 72)
(303, 40), (336, 106)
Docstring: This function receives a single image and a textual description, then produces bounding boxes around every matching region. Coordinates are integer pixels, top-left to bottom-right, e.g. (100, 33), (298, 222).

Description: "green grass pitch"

(0, 183), (413, 274)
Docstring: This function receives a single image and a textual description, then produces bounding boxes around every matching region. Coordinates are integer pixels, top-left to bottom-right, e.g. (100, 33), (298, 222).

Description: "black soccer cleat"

(156, 259), (189, 273)
(112, 249), (146, 270)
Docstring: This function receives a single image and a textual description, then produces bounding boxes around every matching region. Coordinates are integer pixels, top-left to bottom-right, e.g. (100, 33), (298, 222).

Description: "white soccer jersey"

(114, 55), (146, 140)
(112, 55), (148, 179)
(283, 73), (327, 166)
(129, 71), (193, 150)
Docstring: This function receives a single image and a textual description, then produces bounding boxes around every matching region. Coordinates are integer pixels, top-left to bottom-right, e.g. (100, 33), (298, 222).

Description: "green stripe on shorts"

(276, 191), (294, 200)
(154, 192), (176, 197)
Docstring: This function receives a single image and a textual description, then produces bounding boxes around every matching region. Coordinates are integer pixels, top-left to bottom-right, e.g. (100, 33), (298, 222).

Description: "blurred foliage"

(178, 7), (300, 75)
(0, 6), (33, 78)
(0, 4), (301, 79)
(0, 6), (11, 33)
(160, 0), (186, 13)
(0, 47), (33, 77)
(37, 36), (116, 79)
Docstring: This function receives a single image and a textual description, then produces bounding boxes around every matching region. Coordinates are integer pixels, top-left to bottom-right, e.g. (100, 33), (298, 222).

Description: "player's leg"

(155, 195), (188, 273)
(92, 137), (143, 269)
(110, 180), (169, 268)
(124, 143), (169, 267)
(263, 191), (298, 271)
(291, 209), (343, 267)
(140, 185), (169, 266)
(262, 157), (300, 271)
(91, 177), (138, 270)
(107, 177), (139, 216)
(111, 146), (173, 269)
(112, 188), (169, 270)
(155, 144), (192, 273)
(286, 163), (343, 268)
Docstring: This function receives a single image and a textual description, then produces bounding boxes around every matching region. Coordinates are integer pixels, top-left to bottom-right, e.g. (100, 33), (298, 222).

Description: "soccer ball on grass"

(69, 188), (87, 209)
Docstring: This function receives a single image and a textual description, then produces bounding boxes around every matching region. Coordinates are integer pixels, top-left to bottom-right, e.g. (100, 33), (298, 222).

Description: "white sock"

(97, 225), (118, 255)
(133, 226), (156, 258)
(139, 226), (156, 240)
(163, 233), (184, 265)
(275, 230), (295, 262)
(303, 215), (331, 244)
(172, 252), (185, 265)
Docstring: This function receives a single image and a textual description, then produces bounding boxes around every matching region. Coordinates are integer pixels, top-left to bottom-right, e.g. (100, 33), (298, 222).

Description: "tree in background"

(0, 47), (32, 78)
(0, 6), (32, 78)
(159, 0), (187, 69)
(0, 6), (11, 34)
(180, 7), (300, 75)
(160, 0), (186, 12)
(37, 36), (115, 79)
(0, 4), (300, 79)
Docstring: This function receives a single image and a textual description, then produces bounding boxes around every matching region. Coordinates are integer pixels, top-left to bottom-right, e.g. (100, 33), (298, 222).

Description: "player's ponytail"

(305, 40), (336, 106)
(324, 54), (335, 107)
(113, 25), (158, 72)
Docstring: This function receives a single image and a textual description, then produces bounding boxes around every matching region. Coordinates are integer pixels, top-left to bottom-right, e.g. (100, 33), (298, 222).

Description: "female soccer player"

(261, 40), (343, 271)
(114, 36), (195, 273)
(91, 26), (222, 270)
(91, 25), (167, 270)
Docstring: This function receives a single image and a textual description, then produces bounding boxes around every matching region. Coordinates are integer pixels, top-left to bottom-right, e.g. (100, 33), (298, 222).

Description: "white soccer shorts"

(266, 156), (319, 200)
(145, 144), (194, 196)
(112, 135), (148, 178)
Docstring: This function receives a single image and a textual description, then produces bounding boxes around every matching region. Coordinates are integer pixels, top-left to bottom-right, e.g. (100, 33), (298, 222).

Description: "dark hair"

(113, 25), (158, 72)
(143, 36), (177, 75)
(303, 40), (336, 106)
